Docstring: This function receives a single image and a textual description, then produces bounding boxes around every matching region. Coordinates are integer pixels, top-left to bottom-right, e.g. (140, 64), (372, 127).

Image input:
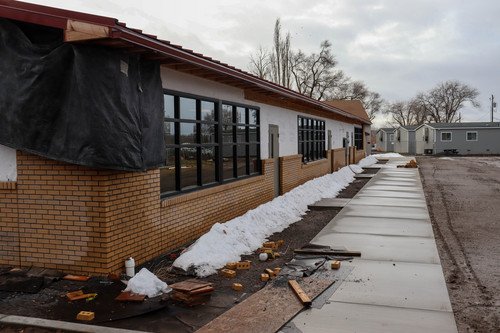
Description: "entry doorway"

(269, 124), (280, 197)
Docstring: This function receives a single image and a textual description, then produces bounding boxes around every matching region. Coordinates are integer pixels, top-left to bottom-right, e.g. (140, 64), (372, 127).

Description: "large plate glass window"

(354, 127), (363, 150)
(160, 91), (260, 197)
(298, 116), (325, 163)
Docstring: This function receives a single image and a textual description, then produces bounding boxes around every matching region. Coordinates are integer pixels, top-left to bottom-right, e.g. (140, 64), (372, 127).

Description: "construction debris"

(225, 262), (237, 270)
(261, 274), (269, 282)
(114, 291), (146, 302)
(221, 269), (236, 278)
(170, 279), (214, 306)
(76, 311), (94, 321)
(236, 262), (250, 270)
(288, 280), (312, 306)
(62, 275), (91, 282)
(397, 159), (418, 168)
(294, 248), (361, 257)
(331, 261), (341, 269)
(64, 290), (98, 301)
(232, 283), (243, 291)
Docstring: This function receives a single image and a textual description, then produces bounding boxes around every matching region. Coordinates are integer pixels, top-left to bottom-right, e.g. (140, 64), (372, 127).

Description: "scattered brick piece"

(273, 268), (282, 275)
(76, 311), (94, 321)
(221, 269), (236, 278)
(261, 273), (269, 282)
(331, 261), (341, 269)
(265, 268), (275, 277)
(236, 262), (250, 270)
(271, 243), (279, 251)
(226, 262), (237, 270)
(232, 283), (243, 291)
(62, 275), (91, 282)
(263, 241), (275, 248)
(274, 252), (280, 258)
(259, 247), (272, 253)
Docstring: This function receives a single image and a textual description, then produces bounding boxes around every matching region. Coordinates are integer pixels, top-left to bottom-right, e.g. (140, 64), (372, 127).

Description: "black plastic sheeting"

(0, 18), (165, 172)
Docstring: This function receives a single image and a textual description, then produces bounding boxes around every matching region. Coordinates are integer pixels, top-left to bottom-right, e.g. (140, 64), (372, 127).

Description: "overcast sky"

(25, 0), (500, 127)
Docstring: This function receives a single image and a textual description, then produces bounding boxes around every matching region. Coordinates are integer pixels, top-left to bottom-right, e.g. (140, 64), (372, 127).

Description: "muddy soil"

(0, 171), (372, 333)
(418, 156), (500, 333)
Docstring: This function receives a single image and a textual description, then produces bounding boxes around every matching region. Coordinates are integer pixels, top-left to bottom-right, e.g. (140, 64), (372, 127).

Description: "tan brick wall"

(279, 154), (331, 195)
(160, 159), (274, 250)
(0, 181), (19, 267)
(354, 149), (366, 163)
(0, 152), (275, 276)
(331, 148), (347, 171)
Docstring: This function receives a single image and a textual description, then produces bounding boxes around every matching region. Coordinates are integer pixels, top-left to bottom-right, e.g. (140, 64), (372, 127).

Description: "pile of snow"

(124, 268), (172, 297)
(375, 153), (403, 158)
(172, 156), (378, 277)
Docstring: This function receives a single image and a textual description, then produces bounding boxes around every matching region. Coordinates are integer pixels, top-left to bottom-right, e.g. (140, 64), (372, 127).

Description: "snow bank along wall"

(0, 5), (369, 276)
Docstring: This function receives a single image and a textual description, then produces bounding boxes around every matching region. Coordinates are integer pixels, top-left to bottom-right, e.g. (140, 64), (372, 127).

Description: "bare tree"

(270, 18), (292, 88)
(385, 101), (413, 127)
(291, 41), (340, 99)
(419, 80), (480, 123)
(364, 91), (384, 121)
(247, 17), (383, 122)
(249, 45), (271, 79)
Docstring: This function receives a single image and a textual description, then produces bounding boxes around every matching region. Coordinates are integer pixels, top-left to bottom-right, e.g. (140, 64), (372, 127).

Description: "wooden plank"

(197, 277), (334, 333)
(294, 249), (362, 257)
(288, 280), (312, 306)
(62, 274), (91, 282)
(169, 279), (213, 292)
(189, 286), (214, 295)
(67, 293), (97, 301)
(114, 291), (146, 302)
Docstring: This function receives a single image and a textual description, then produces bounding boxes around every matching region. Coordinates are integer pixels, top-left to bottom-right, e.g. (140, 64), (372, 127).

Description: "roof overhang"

(0, 0), (370, 125)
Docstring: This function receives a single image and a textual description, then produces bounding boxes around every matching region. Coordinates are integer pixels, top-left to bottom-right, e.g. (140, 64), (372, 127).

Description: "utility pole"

(491, 95), (496, 122)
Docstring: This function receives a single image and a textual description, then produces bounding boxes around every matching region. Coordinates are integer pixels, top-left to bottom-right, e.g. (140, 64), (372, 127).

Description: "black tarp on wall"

(0, 18), (165, 172)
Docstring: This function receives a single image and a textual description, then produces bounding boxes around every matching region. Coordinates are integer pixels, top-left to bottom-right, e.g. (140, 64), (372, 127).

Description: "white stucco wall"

(0, 144), (16, 181)
(161, 68), (356, 159)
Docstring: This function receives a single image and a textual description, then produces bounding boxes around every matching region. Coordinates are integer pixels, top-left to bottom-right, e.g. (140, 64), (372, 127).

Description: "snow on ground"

(172, 156), (379, 277)
(374, 153), (404, 158)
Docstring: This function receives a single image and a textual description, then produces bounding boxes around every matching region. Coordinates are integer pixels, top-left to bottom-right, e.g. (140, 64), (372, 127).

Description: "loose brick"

(76, 311), (94, 321)
(331, 261), (341, 269)
(259, 247), (272, 253)
(226, 262), (237, 270)
(263, 241), (275, 248)
(232, 283), (243, 291)
(261, 273), (269, 282)
(236, 262), (250, 270)
(221, 269), (236, 278)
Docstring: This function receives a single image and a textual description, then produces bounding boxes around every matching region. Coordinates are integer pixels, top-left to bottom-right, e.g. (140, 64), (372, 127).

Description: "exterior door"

(269, 125), (280, 197)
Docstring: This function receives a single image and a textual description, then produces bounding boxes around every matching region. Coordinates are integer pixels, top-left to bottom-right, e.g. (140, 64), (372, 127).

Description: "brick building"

(0, 0), (371, 276)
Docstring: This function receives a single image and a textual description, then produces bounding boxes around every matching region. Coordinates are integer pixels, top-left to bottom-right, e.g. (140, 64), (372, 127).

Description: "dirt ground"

(418, 156), (500, 333)
(0, 171), (372, 333)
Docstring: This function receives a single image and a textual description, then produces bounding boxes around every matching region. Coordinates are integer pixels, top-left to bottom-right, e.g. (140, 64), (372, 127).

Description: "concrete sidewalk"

(283, 156), (458, 332)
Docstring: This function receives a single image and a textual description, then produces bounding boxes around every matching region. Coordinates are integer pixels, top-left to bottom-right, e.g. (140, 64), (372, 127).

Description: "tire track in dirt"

(419, 158), (499, 332)
(423, 162), (484, 294)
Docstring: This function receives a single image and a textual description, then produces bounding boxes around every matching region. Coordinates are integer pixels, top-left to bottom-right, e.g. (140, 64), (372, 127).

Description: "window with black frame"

(298, 116), (326, 163)
(354, 127), (363, 150)
(161, 91), (260, 196)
